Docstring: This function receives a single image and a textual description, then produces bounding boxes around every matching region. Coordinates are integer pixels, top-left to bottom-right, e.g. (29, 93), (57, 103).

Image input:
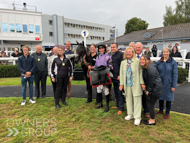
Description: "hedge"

(0, 65), (188, 83)
(178, 67), (188, 83)
(0, 65), (21, 78)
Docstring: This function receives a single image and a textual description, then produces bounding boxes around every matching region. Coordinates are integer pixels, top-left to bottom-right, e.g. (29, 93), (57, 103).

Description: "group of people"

(141, 42), (182, 58)
(81, 42), (178, 126)
(16, 40), (179, 126)
(17, 41), (75, 106)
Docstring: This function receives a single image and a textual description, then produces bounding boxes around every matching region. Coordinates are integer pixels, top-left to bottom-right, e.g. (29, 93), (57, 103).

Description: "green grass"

(0, 77), (86, 86)
(0, 97), (190, 143)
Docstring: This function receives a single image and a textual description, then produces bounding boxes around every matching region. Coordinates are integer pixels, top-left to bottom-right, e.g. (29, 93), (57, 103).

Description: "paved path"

(0, 83), (190, 114)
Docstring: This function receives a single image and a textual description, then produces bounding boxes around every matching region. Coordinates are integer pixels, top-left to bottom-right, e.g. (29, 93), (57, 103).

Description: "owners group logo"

(7, 118), (57, 137)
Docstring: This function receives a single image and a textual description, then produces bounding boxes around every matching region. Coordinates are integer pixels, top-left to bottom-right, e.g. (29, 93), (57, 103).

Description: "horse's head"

(75, 41), (87, 64)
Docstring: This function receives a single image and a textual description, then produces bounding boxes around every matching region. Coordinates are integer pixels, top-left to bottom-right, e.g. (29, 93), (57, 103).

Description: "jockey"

(94, 44), (113, 112)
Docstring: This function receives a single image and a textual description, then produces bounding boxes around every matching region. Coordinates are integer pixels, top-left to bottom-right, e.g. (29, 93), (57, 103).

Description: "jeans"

(159, 100), (172, 114)
(21, 75), (34, 100)
(113, 81), (125, 111)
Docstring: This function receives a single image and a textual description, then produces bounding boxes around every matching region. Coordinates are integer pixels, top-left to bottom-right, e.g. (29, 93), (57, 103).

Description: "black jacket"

(31, 52), (48, 73)
(151, 45), (157, 53)
(109, 51), (123, 82)
(11, 52), (22, 57)
(143, 64), (164, 98)
(51, 55), (73, 78)
(171, 51), (182, 58)
(18, 55), (36, 75)
(186, 52), (190, 59)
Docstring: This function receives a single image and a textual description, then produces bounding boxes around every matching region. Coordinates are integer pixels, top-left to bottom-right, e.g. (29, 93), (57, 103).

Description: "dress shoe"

(86, 100), (92, 103)
(62, 101), (68, 106)
(55, 104), (61, 109)
(156, 111), (164, 114)
(42, 96), (46, 99)
(112, 106), (119, 109)
(117, 110), (123, 115)
(163, 114), (170, 119)
(144, 113), (150, 118)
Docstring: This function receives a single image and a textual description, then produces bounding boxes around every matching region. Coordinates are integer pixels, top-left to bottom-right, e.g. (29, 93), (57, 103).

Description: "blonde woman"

(119, 47), (145, 125)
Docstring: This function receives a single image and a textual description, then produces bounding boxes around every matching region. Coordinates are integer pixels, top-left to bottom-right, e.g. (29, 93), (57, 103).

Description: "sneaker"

(125, 115), (134, 121)
(21, 100), (26, 106)
(29, 99), (36, 104)
(134, 119), (141, 126)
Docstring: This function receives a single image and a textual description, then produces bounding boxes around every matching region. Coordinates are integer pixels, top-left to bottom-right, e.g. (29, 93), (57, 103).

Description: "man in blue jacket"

(18, 45), (36, 106)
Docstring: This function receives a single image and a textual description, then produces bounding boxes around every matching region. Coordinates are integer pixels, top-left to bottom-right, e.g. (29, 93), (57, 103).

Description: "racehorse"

(75, 41), (89, 64)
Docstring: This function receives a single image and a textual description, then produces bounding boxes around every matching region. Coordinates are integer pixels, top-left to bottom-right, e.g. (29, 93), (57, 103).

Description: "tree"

(124, 17), (149, 34)
(163, 0), (190, 26)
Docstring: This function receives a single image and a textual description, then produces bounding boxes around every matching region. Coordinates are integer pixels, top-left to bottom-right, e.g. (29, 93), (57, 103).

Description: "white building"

(0, 6), (117, 55)
(0, 8), (42, 56)
(42, 14), (117, 50)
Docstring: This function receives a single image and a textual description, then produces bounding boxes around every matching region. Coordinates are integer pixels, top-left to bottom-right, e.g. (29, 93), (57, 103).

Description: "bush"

(178, 67), (188, 83)
(0, 65), (21, 78)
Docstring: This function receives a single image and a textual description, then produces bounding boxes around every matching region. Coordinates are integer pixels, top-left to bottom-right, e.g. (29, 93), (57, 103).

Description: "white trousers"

(97, 85), (109, 96)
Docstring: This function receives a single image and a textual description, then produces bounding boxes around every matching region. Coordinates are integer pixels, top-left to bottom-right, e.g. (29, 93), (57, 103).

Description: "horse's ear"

(82, 41), (84, 46)
(76, 40), (79, 45)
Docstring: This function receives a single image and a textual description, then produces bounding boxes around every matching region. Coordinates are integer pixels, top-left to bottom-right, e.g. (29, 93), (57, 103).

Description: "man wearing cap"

(0, 51), (8, 65)
(32, 45), (48, 99)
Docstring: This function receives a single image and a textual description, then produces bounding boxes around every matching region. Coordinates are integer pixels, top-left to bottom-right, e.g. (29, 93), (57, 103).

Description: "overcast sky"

(0, 0), (176, 36)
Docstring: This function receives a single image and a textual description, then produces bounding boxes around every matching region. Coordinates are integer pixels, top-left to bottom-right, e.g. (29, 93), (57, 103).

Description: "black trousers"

(86, 77), (92, 101)
(50, 76), (62, 99)
(34, 71), (47, 98)
(55, 76), (69, 103)
(82, 65), (88, 91)
(142, 92), (149, 113)
(147, 97), (158, 119)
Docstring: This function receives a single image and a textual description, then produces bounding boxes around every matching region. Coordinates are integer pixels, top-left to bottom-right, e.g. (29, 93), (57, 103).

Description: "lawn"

(0, 97), (190, 143)
(0, 77), (86, 86)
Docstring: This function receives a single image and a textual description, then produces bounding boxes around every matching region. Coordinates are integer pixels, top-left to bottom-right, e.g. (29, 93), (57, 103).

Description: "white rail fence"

(0, 57), (190, 82)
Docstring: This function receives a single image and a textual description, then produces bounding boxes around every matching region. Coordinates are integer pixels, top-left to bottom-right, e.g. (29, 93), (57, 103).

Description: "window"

(29, 25), (34, 33)
(49, 32), (53, 36)
(49, 20), (53, 25)
(2, 23), (8, 32)
(23, 24), (28, 33)
(35, 25), (40, 33)
(16, 24), (22, 33)
(9, 24), (15, 32)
